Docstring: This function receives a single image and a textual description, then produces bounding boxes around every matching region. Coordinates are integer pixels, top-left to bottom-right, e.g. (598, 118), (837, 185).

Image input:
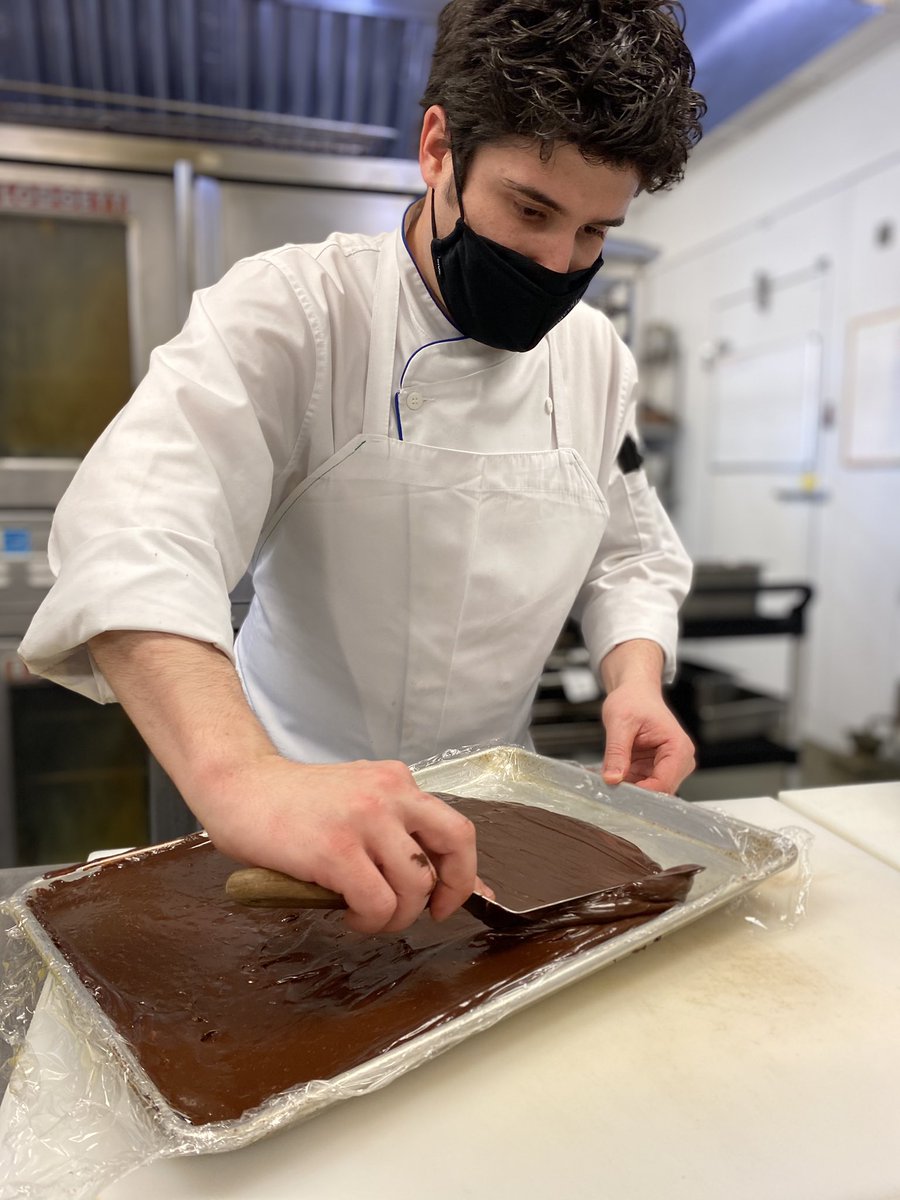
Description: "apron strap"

(362, 230), (402, 437)
(547, 335), (573, 449)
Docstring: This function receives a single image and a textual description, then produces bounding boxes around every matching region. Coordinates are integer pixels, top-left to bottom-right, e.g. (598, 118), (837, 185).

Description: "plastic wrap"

(0, 744), (803, 1199)
(718, 822), (813, 931)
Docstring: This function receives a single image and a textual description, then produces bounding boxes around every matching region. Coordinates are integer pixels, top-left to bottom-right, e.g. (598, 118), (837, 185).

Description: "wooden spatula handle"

(225, 867), (346, 909)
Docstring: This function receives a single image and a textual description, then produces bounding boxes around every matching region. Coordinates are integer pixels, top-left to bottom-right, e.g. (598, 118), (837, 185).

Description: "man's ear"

(419, 104), (452, 191)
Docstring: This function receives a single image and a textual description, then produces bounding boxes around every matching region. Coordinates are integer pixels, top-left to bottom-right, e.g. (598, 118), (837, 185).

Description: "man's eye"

(584, 225), (607, 240)
(517, 204), (545, 221)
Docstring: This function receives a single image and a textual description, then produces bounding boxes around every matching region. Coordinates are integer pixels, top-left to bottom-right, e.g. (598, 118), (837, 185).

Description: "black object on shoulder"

(617, 434), (644, 475)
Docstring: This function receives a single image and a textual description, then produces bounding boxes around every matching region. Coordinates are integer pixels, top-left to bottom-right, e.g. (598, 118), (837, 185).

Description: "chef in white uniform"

(20, 0), (705, 933)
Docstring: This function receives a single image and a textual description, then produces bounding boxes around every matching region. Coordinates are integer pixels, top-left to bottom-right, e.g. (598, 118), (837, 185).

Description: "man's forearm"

(88, 630), (278, 818)
(599, 638), (664, 693)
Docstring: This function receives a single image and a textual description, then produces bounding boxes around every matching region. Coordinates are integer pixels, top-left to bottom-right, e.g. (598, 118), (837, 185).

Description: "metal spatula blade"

(225, 865), (702, 933)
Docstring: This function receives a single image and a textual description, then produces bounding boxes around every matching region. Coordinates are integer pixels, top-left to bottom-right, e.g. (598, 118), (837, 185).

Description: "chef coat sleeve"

(571, 417), (692, 688)
(18, 254), (320, 702)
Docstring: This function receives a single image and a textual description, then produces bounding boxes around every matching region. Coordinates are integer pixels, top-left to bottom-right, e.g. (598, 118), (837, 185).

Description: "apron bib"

(236, 233), (610, 763)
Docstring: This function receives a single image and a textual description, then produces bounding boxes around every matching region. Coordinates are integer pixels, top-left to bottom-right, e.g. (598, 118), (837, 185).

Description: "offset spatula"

(225, 865), (702, 933)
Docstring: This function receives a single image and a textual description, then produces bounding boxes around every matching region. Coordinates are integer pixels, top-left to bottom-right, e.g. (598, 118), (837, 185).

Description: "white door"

(683, 265), (830, 698)
(706, 266), (829, 581)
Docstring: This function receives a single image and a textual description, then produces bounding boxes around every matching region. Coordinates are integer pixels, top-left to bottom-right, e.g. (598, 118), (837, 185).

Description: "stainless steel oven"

(0, 126), (422, 866)
(0, 156), (180, 509)
(0, 155), (180, 865)
(0, 645), (149, 868)
(0, 508), (152, 869)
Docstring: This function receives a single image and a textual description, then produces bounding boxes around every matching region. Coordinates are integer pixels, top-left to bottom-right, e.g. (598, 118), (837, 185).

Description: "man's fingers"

(369, 834), (440, 933)
(631, 773), (671, 794)
(643, 740), (696, 794)
(627, 743), (696, 795)
(273, 782), (478, 934)
(315, 790), (477, 932)
(408, 795), (478, 921)
(316, 851), (400, 935)
(601, 727), (636, 785)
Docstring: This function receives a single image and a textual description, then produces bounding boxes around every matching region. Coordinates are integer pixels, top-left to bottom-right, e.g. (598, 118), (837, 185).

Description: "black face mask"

(429, 178), (604, 353)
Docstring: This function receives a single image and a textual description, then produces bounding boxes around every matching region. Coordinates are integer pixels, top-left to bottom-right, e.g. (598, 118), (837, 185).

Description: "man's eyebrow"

(502, 178), (626, 227)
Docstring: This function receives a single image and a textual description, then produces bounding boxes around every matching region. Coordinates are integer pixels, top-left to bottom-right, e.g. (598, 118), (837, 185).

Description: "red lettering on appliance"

(0, 184), (128, 217)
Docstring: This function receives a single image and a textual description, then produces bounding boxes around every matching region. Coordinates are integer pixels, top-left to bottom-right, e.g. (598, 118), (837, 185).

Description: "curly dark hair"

(420, 0), (706, 193)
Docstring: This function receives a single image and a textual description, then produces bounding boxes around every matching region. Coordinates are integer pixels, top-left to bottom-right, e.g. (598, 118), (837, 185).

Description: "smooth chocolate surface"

(27, 797), (701, 1126)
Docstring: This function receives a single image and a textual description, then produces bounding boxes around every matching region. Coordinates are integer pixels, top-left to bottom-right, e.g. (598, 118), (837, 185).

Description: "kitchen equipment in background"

(681, 562), (761, 620)
(0, 667), (148, 867)
(0, 512), (53, 641)
(0, 190), (146, 510)
(0, 133), (423, 867)
(676, 575), (813, 788)
(530, 619), (604, 760)
(667, 661), (787, 746)
(0, 165), (180, 867)
(0, 512), (150, 868)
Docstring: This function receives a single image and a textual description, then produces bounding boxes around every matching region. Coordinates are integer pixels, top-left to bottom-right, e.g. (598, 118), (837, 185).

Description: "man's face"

(433, 138), (641, 274)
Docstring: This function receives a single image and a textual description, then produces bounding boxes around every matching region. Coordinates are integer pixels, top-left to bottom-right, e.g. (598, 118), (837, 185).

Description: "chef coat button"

(406, 391), (424, 411)
(545, 397), (554, 415)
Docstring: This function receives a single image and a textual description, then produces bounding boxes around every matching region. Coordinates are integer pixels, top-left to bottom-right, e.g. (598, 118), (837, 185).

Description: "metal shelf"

(694, 737), (799, 771)
(674, 581), (814, 774)
(680, 583), (813, 640)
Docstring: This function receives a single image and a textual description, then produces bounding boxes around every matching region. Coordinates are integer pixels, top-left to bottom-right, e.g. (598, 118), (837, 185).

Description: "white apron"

(235, 236), (611, 764)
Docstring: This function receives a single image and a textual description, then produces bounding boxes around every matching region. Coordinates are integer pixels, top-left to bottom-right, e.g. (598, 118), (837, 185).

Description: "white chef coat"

(19, 214), (691, 758)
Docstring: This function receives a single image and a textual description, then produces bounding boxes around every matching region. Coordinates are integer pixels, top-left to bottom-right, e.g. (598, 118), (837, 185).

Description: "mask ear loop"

(449, 145), (466, 221)
(431, 142), (467, 239)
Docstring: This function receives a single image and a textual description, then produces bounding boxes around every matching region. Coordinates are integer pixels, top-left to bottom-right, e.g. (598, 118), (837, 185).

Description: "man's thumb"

(601, 736), (631, 784)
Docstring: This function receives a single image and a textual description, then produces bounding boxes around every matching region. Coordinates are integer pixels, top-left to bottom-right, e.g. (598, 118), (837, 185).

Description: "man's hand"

(195, 756), (482, 935)
(599, 639), (695, 794)
(89, 631), (486, 935)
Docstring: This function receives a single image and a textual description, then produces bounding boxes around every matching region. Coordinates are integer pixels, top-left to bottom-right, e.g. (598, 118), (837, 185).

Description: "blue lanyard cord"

(398, 334), (467, 390)
(393, 207), (467, 442)
(393, 391), (404, 441)
(391, 333), (467, 444)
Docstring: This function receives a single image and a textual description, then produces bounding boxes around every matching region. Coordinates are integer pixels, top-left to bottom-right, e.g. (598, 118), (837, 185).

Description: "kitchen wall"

(624, 34), (900, 755)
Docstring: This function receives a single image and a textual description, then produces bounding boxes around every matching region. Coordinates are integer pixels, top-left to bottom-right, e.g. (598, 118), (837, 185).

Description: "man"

(20, 0), (705, 934)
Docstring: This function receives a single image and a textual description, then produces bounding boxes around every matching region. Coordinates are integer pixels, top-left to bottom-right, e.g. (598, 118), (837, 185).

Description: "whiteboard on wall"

(710, 335), (821, 470)
(843, 308), (900, 467)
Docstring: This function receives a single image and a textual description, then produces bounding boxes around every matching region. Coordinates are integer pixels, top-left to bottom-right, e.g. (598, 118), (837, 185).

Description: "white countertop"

(83, 794), (898, 1200)
(779, 780), (900, 871)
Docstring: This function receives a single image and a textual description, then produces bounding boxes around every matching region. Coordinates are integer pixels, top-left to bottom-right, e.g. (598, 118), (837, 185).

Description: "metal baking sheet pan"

(6, 745), (797, 1153)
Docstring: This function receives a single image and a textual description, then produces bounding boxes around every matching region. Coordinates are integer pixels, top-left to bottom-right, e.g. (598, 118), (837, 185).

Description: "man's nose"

(534, 237), (582, 275)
